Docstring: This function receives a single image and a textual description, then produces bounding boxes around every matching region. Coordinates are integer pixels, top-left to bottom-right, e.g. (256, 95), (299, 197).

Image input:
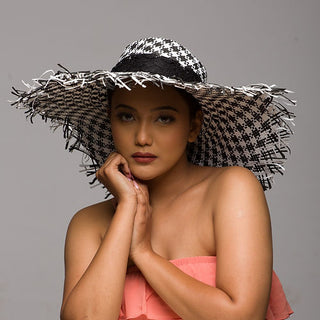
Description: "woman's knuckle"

(140, 199), (147, 207)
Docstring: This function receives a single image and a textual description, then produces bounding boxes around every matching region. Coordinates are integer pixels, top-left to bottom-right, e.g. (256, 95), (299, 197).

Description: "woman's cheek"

(111, 126), (130, 150)
(161, 127), (190, 149)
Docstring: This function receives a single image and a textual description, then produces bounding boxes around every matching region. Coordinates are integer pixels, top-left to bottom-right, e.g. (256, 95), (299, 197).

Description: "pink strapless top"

(119, 256), (293, 320)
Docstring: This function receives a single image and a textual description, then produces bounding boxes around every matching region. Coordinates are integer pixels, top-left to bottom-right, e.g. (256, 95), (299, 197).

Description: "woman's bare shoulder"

(202, 166), (265, 211)
(206, 166), (262, 190)
(67, 199), (115, 240)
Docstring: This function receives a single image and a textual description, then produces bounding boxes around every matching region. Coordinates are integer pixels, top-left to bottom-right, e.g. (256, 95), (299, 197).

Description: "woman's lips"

(132, 152), (157, 163)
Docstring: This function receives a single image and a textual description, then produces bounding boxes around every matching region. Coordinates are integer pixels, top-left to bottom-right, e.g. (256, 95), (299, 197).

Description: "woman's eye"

(117, 112), (134, 122)
(157, 115), (175, 124)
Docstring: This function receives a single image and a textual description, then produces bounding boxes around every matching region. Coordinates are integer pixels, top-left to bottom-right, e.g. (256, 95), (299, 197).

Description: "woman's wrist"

(130, 244), (155, 266)
(115, 198), (137, 217)
(117, 196), (136, 207)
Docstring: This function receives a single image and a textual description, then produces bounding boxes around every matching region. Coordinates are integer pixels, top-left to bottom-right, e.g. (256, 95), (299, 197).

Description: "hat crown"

(118, 37), (207, 82)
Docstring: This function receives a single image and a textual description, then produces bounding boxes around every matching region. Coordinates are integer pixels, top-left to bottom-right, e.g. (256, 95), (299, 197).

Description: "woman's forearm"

(61, 201), (136, 320)
(134, 251), (266, 320)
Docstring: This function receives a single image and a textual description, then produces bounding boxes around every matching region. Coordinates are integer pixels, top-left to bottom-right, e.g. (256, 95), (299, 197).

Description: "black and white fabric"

(11, 37), (296, 191)
(119, 37), (207, 82)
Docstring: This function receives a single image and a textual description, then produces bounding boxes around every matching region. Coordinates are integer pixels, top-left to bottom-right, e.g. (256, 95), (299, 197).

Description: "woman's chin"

(130, 167), (161, 182)
(131, 172), (156, 182)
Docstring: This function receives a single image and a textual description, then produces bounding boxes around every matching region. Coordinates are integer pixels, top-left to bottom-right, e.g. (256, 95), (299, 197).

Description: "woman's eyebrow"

(152, 106), (178, 112)
(114, 104), (178, 112)
(114, 104), (135, 110)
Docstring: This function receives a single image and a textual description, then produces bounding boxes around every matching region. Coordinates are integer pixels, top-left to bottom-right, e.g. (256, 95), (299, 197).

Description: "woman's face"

(110, 84), (200, 181)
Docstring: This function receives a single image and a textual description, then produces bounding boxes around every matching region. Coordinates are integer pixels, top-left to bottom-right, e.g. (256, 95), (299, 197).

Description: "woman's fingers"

(96, 153), (127, 182)
(130, 184), (152, 261)
(95, 152), (136, 202)
(120, 160), (132, 179)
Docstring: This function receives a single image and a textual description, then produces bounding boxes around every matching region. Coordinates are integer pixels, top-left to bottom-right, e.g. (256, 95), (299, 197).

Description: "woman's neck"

(142, 156), (198, 206)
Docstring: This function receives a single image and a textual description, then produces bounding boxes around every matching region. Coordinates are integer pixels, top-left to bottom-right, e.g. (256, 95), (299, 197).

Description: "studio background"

(1, 0), (318, 319)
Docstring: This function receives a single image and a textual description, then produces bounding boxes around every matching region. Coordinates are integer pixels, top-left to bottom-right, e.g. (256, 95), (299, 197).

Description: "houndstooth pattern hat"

(11, 37), (296, 191)
(119, 37), (207, 82)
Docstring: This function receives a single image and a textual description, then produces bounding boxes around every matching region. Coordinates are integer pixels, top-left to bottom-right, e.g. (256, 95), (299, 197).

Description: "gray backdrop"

(1, 0), (319, 319)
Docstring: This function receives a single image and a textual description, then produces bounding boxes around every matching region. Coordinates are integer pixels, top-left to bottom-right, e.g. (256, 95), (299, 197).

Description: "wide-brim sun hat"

(11, 37), (296, 191)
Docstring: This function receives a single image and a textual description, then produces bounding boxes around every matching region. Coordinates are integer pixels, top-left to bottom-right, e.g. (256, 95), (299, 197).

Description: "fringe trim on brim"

(11, 66), (296, 192)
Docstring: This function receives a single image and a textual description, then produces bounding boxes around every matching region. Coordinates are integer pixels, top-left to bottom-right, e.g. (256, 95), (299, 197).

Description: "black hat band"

(111, 54), (202, 83)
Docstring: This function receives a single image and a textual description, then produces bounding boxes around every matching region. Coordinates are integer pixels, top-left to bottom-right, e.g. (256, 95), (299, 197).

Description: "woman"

(12, 37), (294, 319)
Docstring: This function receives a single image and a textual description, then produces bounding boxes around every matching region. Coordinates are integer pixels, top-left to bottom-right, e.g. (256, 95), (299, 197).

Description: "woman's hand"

(96, 153), (153, 261)
(129, 181), (153, 262)
(96, 152), (137, 204)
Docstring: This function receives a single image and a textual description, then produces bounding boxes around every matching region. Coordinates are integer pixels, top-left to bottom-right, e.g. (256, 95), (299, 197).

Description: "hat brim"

(11, 68), (296, 190)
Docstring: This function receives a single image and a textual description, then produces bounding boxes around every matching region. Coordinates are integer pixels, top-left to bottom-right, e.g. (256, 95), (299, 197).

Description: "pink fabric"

(119, 256), (293, 320)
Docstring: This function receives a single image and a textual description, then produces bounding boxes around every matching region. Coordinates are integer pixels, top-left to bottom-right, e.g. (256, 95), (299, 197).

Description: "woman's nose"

(135, 122), (152, 146)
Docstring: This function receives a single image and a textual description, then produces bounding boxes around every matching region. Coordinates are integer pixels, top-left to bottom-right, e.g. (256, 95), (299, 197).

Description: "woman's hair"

(175, 88), (202, 120)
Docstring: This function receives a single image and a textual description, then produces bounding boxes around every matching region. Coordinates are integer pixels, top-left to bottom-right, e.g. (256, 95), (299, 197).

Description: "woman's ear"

(188, 110), (203, 143)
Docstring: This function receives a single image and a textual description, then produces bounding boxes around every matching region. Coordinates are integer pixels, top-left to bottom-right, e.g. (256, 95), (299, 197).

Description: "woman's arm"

(60, 153), (138, 320)
(131, 166), (273, 320)
(60, 200), (136, 320)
